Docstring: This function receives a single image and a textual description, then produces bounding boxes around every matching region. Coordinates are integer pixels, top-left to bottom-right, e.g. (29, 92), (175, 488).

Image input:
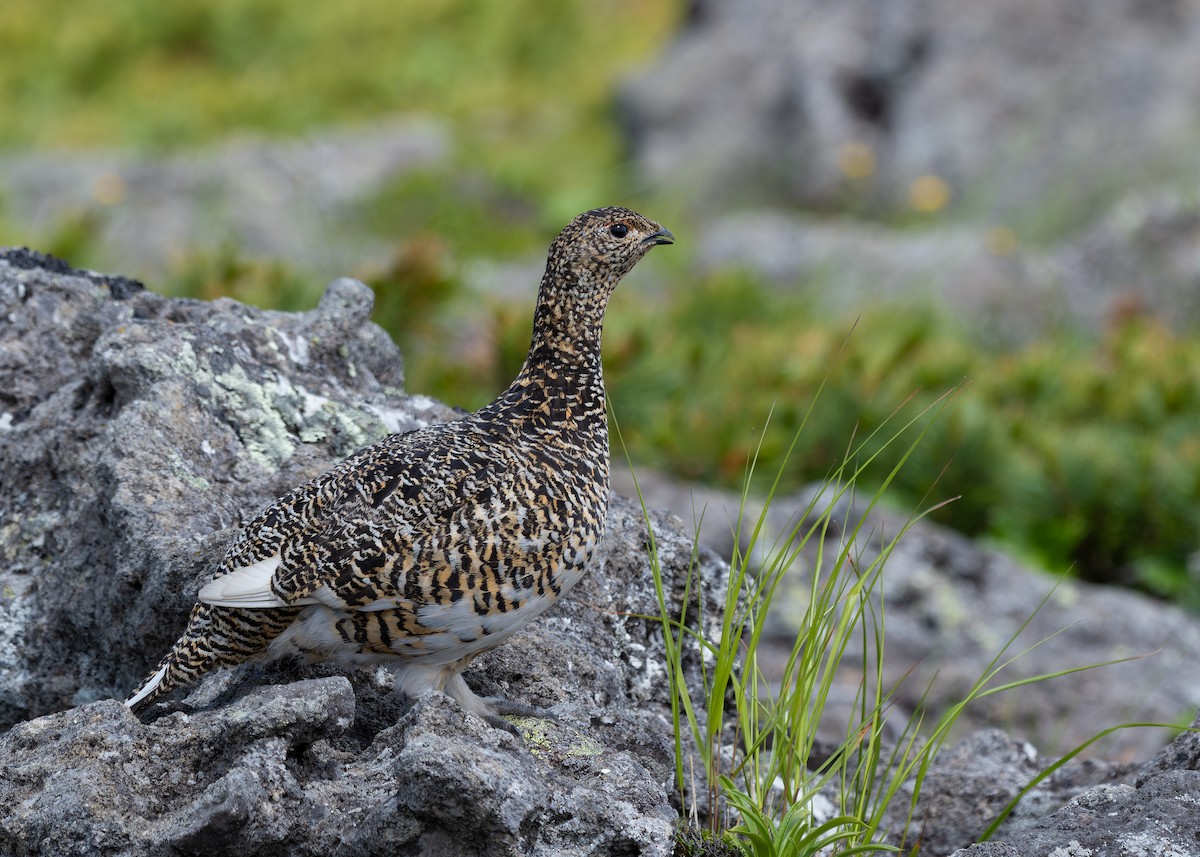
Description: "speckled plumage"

(125, 207), (673, 722)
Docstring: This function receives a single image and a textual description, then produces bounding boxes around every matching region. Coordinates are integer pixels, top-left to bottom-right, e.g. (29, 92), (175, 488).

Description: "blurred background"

(2, 0), (1199, 610)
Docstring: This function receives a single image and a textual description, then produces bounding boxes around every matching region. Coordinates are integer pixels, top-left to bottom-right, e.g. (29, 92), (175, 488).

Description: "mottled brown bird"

(125, 206), (673, 725)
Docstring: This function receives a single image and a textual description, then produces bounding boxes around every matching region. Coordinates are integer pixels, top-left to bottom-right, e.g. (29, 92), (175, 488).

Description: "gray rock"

(7, 250), (1200, 856)
(0, 117), (448, 281)
(621, 0), (1200, 218)
(799, 492), (1200, 763)
(1046, 189), (1200, 330)
(952, 770), (1200, 857)
(0, 679), (680, 857)
(1, 248), (427, 723)
(883, 729), (1133, 856)
(0, 250), (730, 856)
(692, 193), (1200, 339)
(1137, 711), (1200, 787)
(691, 210), (1056, 341)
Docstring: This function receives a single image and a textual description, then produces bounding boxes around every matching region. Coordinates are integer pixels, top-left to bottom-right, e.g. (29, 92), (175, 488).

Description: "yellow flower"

(838, 142), (876, 180)
(91, 173), (127, 206)
(909, 175), (951, 212)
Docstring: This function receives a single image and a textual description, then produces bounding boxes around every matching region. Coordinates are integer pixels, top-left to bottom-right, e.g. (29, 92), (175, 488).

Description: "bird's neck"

(487, 269), (612, 433)
(516, 268), (612, 379)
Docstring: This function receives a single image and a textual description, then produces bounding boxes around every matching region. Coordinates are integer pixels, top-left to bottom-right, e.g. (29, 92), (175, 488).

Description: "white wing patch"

(198, 555), (321, 608)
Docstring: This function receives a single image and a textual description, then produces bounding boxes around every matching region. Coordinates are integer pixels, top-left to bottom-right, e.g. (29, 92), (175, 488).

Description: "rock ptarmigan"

(125, 206), (673, 727)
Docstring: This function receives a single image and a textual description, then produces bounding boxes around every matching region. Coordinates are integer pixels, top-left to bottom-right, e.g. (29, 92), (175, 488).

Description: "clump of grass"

(673, 824), (744, 857)
(624, 384), (947, 854)
(624, 381), (1156, 854)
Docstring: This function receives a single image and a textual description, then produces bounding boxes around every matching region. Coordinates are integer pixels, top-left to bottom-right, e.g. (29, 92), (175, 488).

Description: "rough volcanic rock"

(0, 678), (686, 857)
(951, 719), (1200, 856)
(884, 730), (1133, 856)
(7, 249), (1200, 856)
(0, 248), (425, 723)
(1139, 711), (1200, 787)
(0, 250), (728, 856)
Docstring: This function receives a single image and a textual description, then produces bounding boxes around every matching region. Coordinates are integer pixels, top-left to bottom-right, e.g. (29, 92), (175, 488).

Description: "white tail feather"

(124, 664), (168, 709)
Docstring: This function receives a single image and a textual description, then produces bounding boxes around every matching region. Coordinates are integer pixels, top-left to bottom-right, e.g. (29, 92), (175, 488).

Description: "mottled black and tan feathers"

(125, 207), (673, 717)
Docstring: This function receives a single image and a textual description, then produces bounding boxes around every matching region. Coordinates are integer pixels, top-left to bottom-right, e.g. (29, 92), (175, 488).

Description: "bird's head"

(546, 206), (674, 286)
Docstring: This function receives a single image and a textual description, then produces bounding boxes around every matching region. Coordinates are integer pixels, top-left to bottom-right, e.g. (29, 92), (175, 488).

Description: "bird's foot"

(478, 695), (559, 737)
(437, 672), (557, 736)
(131, 698), (196, 723)
(481, 695), (559, 720)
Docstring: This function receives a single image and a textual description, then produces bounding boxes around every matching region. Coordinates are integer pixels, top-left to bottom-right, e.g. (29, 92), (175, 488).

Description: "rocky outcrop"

(613, 466), (1200, 851)
(869, 723), (1200, 856)
(618, 447), (1200, 857)
(0, 250), (726, 856)
(890, 730), (1131, 856)
(949, 713), (1200, 856)
(1, 247), (423, 724)
(0, 117), (448, 280)
(621, 0), (1200, 217)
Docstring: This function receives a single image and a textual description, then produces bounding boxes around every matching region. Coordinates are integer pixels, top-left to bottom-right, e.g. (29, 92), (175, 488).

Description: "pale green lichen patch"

(0, 576), (36, 698)
(272, 377), (391, 455)
(210, 363), (392, 469)
(168, 449), (212, 492)
(0, 521), (19, 553)
(511, 716), (604, 761)
(168, 340), (201, 378)
(212, 364), (298, 469)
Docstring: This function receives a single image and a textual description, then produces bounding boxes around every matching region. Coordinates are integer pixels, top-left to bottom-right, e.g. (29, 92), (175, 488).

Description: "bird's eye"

(609, 223), (629, 239)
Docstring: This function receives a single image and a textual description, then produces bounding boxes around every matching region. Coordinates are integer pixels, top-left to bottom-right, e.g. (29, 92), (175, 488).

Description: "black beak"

(642, 227), (675, 247)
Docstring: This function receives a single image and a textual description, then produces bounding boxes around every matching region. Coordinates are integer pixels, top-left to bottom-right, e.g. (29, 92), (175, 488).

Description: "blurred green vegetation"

(0, 0), (673, 148)
(0, 0), (678, 237)
(404, 269), (1200, 606)
(3, 0), (1199, 607)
